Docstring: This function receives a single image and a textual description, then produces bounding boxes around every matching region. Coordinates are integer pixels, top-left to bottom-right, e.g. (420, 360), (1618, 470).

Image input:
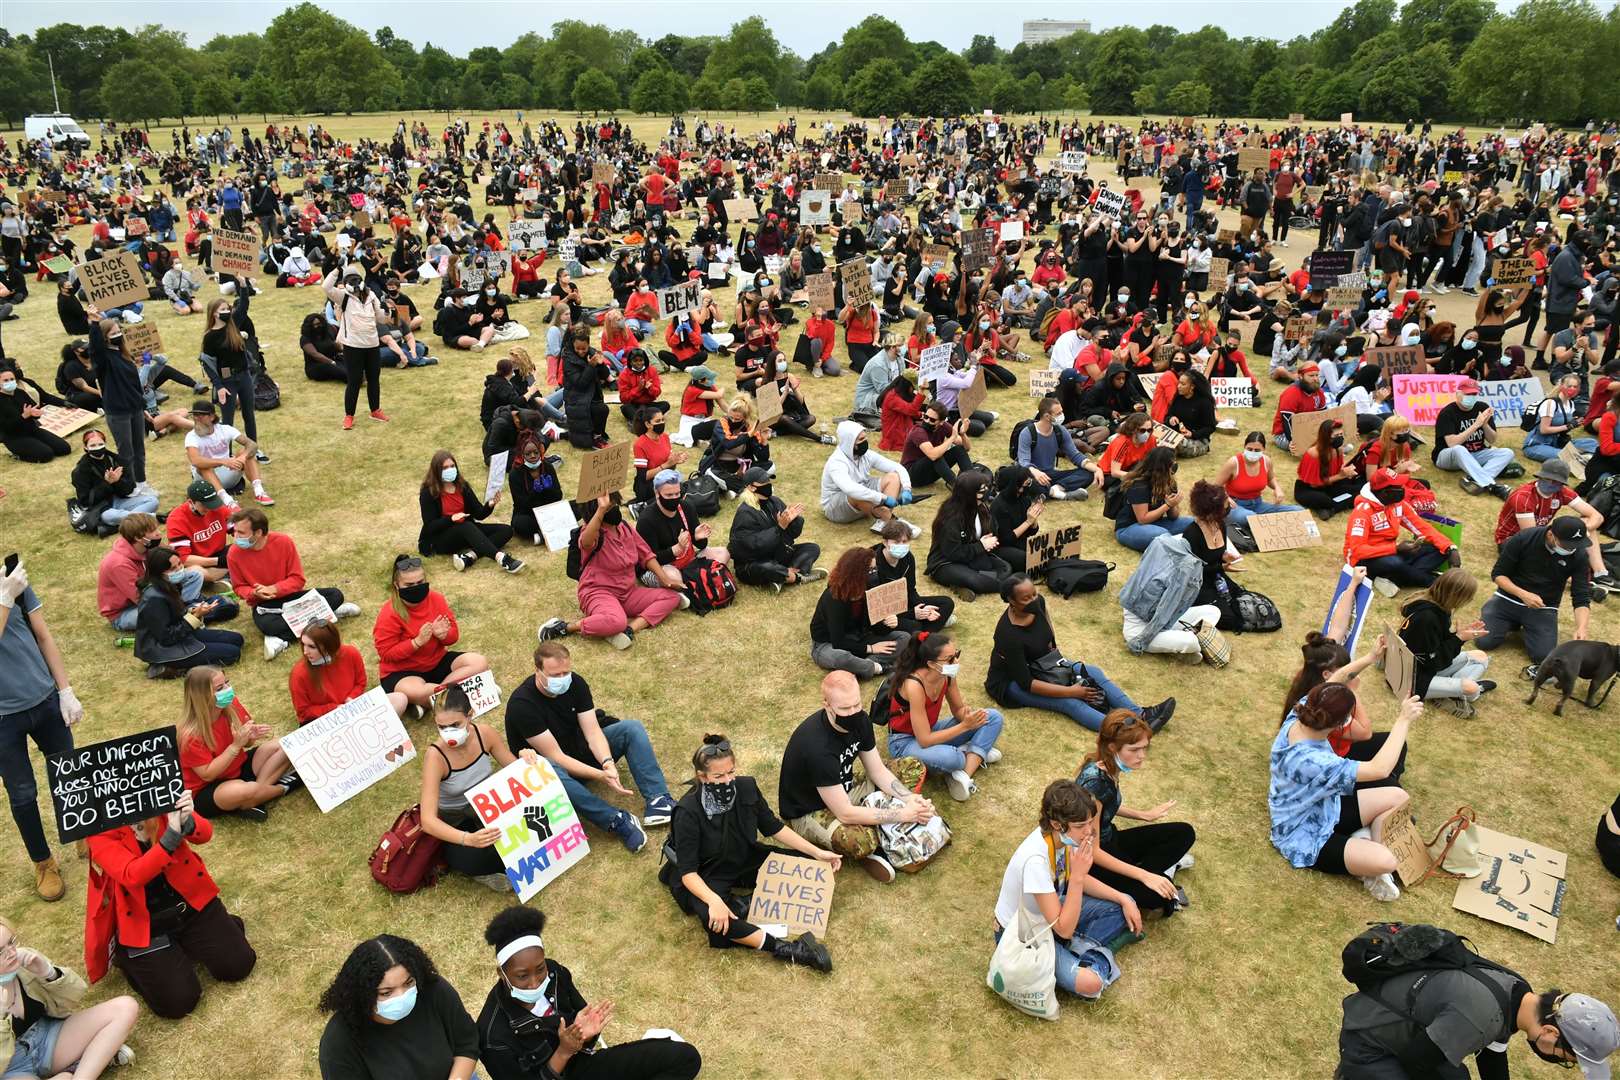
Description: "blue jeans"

(1522, 435), (1596, 462)
(100, 492), (161, 526)
(111, 568), (205, 630)
(994, 894), (1125, 999)
(887, 709), (1004, 771)
(555, 719), (670, 829)
(1435, 445), (1515, 486)
(626, 318), (654, 338)
(1042, 466), (1095, 493)
(1116, 517), (1188, 553)
(1226, 497), (1305, 525)
(0, 691), (74, 862)
(539, 387), (567, 424)
(1003, 663), (1138, 732)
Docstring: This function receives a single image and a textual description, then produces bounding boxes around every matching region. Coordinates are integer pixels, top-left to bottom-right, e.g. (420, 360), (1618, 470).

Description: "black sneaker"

(1476, 680), (1496, 695)
(537, 618), (569, 642)
(499, 553), (526, 574)
(1143, 698), (1176, 733)
(1488, 483), (1513, 499)
(276, 769), (304, 793)
(771, 931), (833, 973)
(236, 806), (270, 824)
(255, 449), (271, 464)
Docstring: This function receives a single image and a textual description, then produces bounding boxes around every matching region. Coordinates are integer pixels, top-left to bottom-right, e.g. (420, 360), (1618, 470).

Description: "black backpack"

(253, 367), (281, 411)
(1041, 558), (1114, 597)
(683, 471), (723, 518)
(1341, 923), (1515, 1024)
(565, 526), (600, 581)
(680, 559), (737, 615)
(1007, 418), (1034, 461)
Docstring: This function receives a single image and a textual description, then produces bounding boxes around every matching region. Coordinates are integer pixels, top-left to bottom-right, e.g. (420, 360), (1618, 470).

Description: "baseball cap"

(739, 466), (771, 488)
(1550, 515), (1590, 549)
(1457, 378), (1482, 394)
(1535, 459), (1571, 485)
(688, 365), (717, 386)
(1558, 993), (1619, 1080)
(1370, 468), (1403, 490)
(186, 479), (223, 508)
(652, 469), (683, 490)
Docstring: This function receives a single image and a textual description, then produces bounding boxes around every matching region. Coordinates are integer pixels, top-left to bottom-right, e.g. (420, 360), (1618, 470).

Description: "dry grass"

(0, 110), (1616, 1080)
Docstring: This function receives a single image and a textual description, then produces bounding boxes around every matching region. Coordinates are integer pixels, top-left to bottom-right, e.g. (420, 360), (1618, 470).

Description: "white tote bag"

(987, 898), (1059, 1020)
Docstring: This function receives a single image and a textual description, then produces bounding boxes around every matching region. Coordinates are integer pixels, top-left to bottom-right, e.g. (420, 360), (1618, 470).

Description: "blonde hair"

(179, 666), (226, 753)
(507, 346), (535, 379)
(725, 395), (757, 429)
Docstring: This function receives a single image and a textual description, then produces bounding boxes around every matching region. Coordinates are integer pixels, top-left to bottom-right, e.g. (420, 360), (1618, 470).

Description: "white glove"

(57, 687), (84, 727)
(0, 565), (27, 608)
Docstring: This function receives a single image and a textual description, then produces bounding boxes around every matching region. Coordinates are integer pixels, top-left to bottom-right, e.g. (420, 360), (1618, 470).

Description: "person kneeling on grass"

(1269, 683), (1418, 902)
(373, 555), (492, 717)
(177, 666), (300, 824)
(418, 685), (542, 892)
(661, 735), (838, 972)
(0, 915), (137, 1080)
(1077, 709), (1195, 919)
(820, 420), (923, 538)
(416, 449), (525, 575)
(993, 780), (1130, 1002)
(225, 506), (360, 661)
(881, 632), (1004, 803)
(539, 495), (688, 651)
(775, 672), (935, 884)
(478, 906), (704, 1080)
(504, 642), (678, 855)
(1398, 569), (1495, 718)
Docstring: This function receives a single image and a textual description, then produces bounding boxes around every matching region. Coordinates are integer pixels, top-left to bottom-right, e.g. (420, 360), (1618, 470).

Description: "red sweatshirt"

(372, 591), (459, 678)
(1342, 488), (1452, 565)
(226, 532), (306, 601)
(288, 643), (369, 724)
(96, 537), (146, 621)
(166, 502), (231, 560)
(1274, 383), (1327, 435)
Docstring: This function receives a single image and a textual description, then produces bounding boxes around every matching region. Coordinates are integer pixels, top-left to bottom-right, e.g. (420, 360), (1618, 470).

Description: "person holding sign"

(415, 450), (524, 574)
(537, 495), (685, 651)
(291, 620), (409, 725)
(1271, 363), (1327, 451)
(1269, 683), (1420, 902)
(660, 735), (838, 971)
(374, 555), (493, 712)
(1397, 570), (1495, 717)
(84, 788), (257, 1019)
(317, 935), (477, 1080)
(478, 906), (705, 1080)
(0, 915), (138, 1080)
(870, 519), (954, 633)
(225, 506), (361, 660)
(323, 267), (390, 429)
(811, 547), (913, 679)
(883, 633), (1005, 803)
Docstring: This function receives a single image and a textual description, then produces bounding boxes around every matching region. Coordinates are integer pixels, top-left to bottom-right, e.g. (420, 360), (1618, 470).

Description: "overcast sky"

(5, 0), (1403, 57)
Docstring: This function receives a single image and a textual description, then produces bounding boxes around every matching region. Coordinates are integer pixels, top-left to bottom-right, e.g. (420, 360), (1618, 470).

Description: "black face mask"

(398, 582), (430, 605)
(602, 506), (623, 527)
(853, 441), (869, 457)
(1331, 434), (1346, 449)
(657, 495), (682, 512)
(700, 780), (737, 814)
(1392, 434), (1410, 445)
(1374, 487), (1405, 506)
(829, 708), (868, 730)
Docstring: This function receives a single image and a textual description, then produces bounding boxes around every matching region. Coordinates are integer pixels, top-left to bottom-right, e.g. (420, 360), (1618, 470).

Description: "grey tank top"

(435, 727), (495, 821)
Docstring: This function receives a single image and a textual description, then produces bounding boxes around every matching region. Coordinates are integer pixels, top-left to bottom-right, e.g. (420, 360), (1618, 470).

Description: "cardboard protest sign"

(279, 688), (415, 813)
(999, 219), (1025, 243)
(352, 210), (372, 231)
(212, 227), (260, 276)
(1383, 623), (1416, 702)
(1340, 112), (1354, 128)
(1284, 316), (1316, 343)
(1094, 189), (1127, 219)
(747, 852), (836, 937)
(656, 280), (702, 320)
(865, 577), (909, 625)
(1210, 378), (1257, 409)
(1028, 368), (1059, 398)
(446, 670), (502, 720)
(557, 239), (578, 265)
(46, 727), (183, 844)
(918, 343), (953, 385)
(1308, 249), (1354, 290)
(78, 251), (149, 309)
(957, 368), (989, 418)
(467, 757), (590, 901)
(1366, 345), (1423, 378)
(755, 378), (783, 426)
(1324, 286), (1364, 309)
(1026, 523), (1084, 573)
(281, 589), (337, 640)
(535, 501), (578, 552)
(1288, 112), (1305, 123)
(1392, 373), (1464, 426)
(883, 178), (907, 203)
(1217, 228), (1237, 245)
(960, 227), (995, 272)
(806, 272), (836, 312)
(591, 161), (616, 184)
(1287, 403), (1356, 454)
(1138, 373), (1161, 398)
(1477, 377), (1544, 428)
(575, 442), (633, 502)
(1208, 257), (1231, 284)
(763, 255), (784, 277)
(815, 173), (843, 193)
(1493, 257), (1534, 286)
(1238, 147), (1271, 173)
(485, 450), (510, 505)
(124, 216), (148, 238)
(839, 258), (873, 309)
(1374, 797), (1433, 887)
(799, 190), (832, 226)
(37, 406), (100, 439)
(1054, 150), (1087, 174)
(1151, 422), (1187, 450)
(1247, 509), (1323, 552)
(922, 243), (953, 271)
(1452, 827), (1567, 943)
(723, 197), (755, 222)
(122, 321), (162, 357)
(1559, 441), (1588, 483)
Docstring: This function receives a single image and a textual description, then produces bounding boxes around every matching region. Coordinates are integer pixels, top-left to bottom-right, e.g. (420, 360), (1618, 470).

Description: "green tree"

(1455, 0), (1601, 121)
(193, 73), (236, 122)
(1088, 31), (1149, 114)
(571, 68), (619, 112)
(31, 24), (133, 116)
(1249, 69), (1297, 118)
(909, 53), (973, 116)
(1317, 0), (1397, 65)
(238, 66), (285, 118)
(262, 4), (400, 114)
(1132, 85), (1160, 114)
(835, 16), (914, 80)
(963, 34), (1002, 66)
(629, 67), (690, 115)
(99, 58), (179, 123)
(803, 68), (843, 109)
(701, 17), (783, 87)
(1062, 80), (1090, 112)
(1165, 80), (1212, 116)
(845, 58), (909, 117)
(738, 75), (774, 112)
(1358, 62), (1423, 120)
(0, 44), (50, 122)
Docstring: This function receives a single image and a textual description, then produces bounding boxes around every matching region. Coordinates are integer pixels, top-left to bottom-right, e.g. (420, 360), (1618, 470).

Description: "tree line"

(0, 1), (1616, 130)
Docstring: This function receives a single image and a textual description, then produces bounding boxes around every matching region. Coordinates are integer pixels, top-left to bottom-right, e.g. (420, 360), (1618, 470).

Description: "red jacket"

(625, 291), (660, 323)
(288, 644), (369, 724)
(166, 502), (231, 560)
(85, 816), (220, 983)
(880, 389), (924, 451)
(1342, 487), (1452, 566)
(617, 364), (662, 406)
(226, 532), (306, 601)
(372, 591), (458, 678)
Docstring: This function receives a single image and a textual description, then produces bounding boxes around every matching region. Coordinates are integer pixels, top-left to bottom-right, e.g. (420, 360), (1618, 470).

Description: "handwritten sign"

(1151, 422), (1187, 450)
(1288, 113), (1305, 124)
(1392, 373), (1464, 425)
(1366, 345), (1423, 378)
(281, 589), (337, 640)
(1494, 257), (1534, 286)
(1094, 188), (1127, 219)
(1478, 377), (1545, 427)
(865, 577), (909, 625)
(1238, 147), (1270, 173)
(507, 221), (545, 251)
(1208, 257), (1231, 286)
(1308, 249), (1354, 290)
(806, 272), (836, 312)
(839, 258), (873, 309)
(1210, 377), (1257, 409)
(960, 227), (995, 272)
(212, 226), (260, 276)
(883, 179), (907, 203)
(723, 197), (756, 222)
(1028, 368), (1059, 397)
(1383, 622), (1416, 702)
(1284, 316), (1315, 342)
(575, 442), (633, 502)
(1288, 403), (1356, 454)
(799, 190), (832, 226)
(46, 727), (183, 844)
(467, 757), (589, 902)
(747, 852), (836, 936)
(535, 500), (578, 552)
(1247, 509), (1323, 552)
(37, 406), (100, 439)
(657, 279), (702, 320)
(78, 251), (149, 309)
(918, 343), (953, 385)
(447, 670), (501, 720)
(1374, 796), (1433, 887)
(1340, 112), (1354, 128)
(957, 368), (989, 418)
(279, 688), (415, 813)
(922, 243), (952, 271)
(1026, 523), (1084, 573)
(755, 378), (783, 426)
(124, 216), (148, 238)
(122, 321), (162, 357)
(591, 161), (616, 185)
(999, 219), (1025, 243)
(1054, 151), (1087, 174)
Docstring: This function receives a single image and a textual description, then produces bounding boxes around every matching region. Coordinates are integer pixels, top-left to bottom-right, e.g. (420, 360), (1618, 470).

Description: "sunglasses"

(695, 738), (732, 761)
(393, 554), (423, 571)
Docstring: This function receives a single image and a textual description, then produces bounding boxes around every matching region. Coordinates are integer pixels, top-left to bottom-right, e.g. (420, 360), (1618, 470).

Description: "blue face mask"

(166, 569), (187, 583)
(1115, 754), (1134, 774)
(506, 974), (550, 1004)
(214, 687), (235, 708)
(1058, 833), (1080, 848)
(1553, 544), (1575, 557)
(544, 673), (572, 696)
(441, 466), (458, 483)
(1536, 481), (1562, 497)
(1460, 339), (1477, 351)
(887, 543), (910, 560)
(307, 653), (330, 667)
(233, 536), (254, 549)
(1334, 344), (1348, 357)
(1458, 394), (1478, 409)
(0, 971), (16, 984)
(375, 985), (417, 1022)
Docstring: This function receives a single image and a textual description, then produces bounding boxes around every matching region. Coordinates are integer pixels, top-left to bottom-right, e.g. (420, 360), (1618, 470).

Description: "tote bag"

(987, 895), (1059, 1020)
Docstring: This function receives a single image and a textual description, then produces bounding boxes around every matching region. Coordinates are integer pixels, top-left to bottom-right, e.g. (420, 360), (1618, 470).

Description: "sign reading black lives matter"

(47, 727), (184, 844)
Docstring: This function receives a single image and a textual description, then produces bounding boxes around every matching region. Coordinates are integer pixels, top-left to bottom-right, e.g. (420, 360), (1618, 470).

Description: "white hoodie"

(821, 419), (908, 511)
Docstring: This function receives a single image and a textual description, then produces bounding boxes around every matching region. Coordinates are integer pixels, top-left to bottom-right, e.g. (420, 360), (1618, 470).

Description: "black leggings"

(560, 1040), (702, 1080)
(305, 356), (346, 382)
(1294, 477), (1361, 517)
(928, 556), (1012, 595)
(1092, 821), (1197, 914)
(251, 587), (345, 642)
(770, 406), (821, 442)
(428, 519), (513, 561)
(906, 445), (973, 488)
(343, 344), (381, 416)
(735, 542), (821, 587)
(846, 342), (878, 372)
(981, 365), (1016, 388)
(2, 430), (70, 463)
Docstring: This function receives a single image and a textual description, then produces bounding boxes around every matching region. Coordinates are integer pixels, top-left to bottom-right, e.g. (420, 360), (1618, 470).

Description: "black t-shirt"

(1115, 480), (1164, 530)
(318, 976), (479, 1080)
(504, 673), (612, 766)
(986, 598), (1060, 704)
(1432, 401), (1491, 462)
(777, 709), (875, 821)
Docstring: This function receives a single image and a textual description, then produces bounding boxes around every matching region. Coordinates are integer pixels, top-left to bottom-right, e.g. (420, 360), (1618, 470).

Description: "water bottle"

(114, 637), (134, 649)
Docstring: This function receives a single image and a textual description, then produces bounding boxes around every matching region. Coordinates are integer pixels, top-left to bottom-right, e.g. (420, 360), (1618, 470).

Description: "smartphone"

(3, 554), (17, 577)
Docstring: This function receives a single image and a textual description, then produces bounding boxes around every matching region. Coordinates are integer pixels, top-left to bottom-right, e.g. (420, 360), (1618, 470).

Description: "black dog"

(1526, 641), (1620, 716)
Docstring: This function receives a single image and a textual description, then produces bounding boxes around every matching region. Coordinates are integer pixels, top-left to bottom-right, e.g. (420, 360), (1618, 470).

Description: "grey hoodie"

(820, 419), (908, 510)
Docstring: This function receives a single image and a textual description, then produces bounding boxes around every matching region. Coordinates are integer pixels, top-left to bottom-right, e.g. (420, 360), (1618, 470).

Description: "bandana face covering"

(699, 780), (737, 818)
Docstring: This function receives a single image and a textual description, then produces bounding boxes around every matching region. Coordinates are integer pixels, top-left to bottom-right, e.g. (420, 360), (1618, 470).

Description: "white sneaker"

(946, 769), (978, 802)
(899, 517), (922, 539)
(1174, 852), (1195, 872)
(870, 518), (889, 534)
(531, 532), (544, 546)
(985, 746), (1003, 765)
(1048, 485), (1067, 500)
(1372, 576), (1399, 598)
(114, 1044), (135, 1067)
(451, 551), (473, 571)
(334, 602), (361, 618)
(1362, 872), (1401, 902)
(264, 636), (289, 661)
(757, 922), (790, 939)
(607, 631), (633, 650)
(1432, 284), (1450, 295)
(676, 592), (692, 610)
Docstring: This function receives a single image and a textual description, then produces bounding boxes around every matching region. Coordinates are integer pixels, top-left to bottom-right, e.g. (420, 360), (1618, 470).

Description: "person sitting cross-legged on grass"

(416, 449), (525, 575)
(177, 666), (300, 824)
(225, 505), (361, 661)
(1397, 569), (1495, 718)
(373, 554), (492, 716)
(881, 632), (1005, 804)
(133, 546), (242, 677)
(810, 547), (911, 679)
(538, 494), (687, 652)
(290, 618), (410, 724)
(660, 734), (838, 972)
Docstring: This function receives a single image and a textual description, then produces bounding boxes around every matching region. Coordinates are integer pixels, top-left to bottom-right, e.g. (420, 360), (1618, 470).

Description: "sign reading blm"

(47, 727), (184, 844)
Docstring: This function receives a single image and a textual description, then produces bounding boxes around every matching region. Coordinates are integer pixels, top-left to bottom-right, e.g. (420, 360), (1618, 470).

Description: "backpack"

(253, 367), (281, 411)
(1234, 590), (1283, 633)
(1042, 558), (1114, 597)
(1007, 418), (1034, 461)
(565, 525), (601, 581)
(1341, 922), (1515, 1024)
(369, 805), (446, 894)
(683, 471), (723, 518)
(681, 558), (737, 614)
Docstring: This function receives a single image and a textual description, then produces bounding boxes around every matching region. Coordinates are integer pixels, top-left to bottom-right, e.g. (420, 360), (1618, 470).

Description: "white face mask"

(1243, 449), (1263, 463)
(938, 662), (961, 679)
(439, 725), (468, 748)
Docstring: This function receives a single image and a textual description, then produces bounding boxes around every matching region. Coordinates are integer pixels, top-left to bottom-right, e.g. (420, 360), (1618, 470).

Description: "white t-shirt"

(185, 423), (241, 477)
(995, 827), (1057, 929)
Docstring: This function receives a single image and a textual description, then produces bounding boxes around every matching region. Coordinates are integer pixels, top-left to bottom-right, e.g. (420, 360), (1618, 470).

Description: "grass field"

(1, 109), (1616, 1080)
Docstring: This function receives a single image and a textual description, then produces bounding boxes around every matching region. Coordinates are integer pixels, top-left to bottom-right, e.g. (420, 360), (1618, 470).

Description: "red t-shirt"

(440, 488), (465, 518)
(166, 502), (232, 559)
(681, 383), (714, 418)
(633, 432), (672, 473)
(288, 644), (369, 724)
(1297, 449), (1342, 487)
(1495, 481), (1578, 545)
(180, 700), (252, 793)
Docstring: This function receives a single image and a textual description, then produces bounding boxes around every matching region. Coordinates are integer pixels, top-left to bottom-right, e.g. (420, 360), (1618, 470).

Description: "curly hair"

(484, 905), (548, 954)
(318, 935), (439, 1032)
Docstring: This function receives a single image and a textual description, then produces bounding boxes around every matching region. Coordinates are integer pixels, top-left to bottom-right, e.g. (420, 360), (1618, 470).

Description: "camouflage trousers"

(786, 757), (927, 860)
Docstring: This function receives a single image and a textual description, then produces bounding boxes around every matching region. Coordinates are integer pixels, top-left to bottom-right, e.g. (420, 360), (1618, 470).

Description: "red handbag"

(369, 805), (447, 894)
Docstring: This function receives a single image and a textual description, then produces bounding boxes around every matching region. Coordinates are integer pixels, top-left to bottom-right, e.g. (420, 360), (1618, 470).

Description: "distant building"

(1021, 19), (1091, 44)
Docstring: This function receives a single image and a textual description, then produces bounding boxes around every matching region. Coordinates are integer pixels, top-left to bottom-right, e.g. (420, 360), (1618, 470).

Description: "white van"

(23, 114), (91, 152)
